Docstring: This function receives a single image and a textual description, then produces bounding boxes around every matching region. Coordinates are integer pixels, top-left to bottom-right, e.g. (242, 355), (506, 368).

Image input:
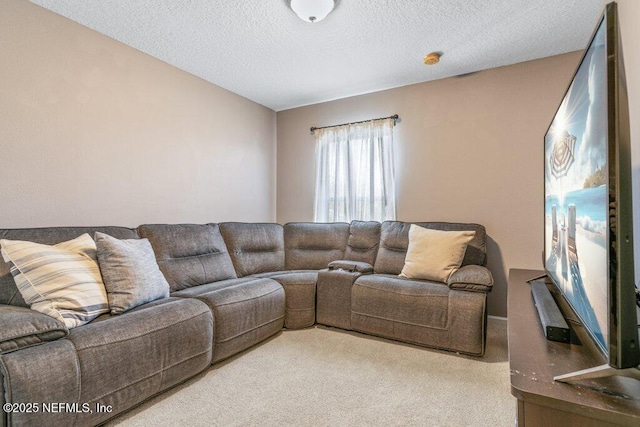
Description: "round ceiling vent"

(423, 52), (441, 65)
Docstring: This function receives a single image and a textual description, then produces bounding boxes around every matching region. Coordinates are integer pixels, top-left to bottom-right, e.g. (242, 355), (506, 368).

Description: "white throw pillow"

(0, 234), (109, 328)
(399, 225), (476, 283)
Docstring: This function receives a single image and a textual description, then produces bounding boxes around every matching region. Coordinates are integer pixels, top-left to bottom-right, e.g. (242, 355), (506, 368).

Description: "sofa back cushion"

(0, 227), (138, 307)
(344, 221), (381, 265)
(219, 223), (285, 277)
(138, 224), (237, 291)
(374, 221), (487, 274)
(284, 222), (349, 270)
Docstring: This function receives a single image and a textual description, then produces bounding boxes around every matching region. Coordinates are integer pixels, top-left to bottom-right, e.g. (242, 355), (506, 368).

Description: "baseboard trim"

(488, 315), (507, 322)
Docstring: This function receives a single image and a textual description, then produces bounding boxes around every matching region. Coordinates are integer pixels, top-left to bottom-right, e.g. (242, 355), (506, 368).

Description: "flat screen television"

(544, 1), (640, 381)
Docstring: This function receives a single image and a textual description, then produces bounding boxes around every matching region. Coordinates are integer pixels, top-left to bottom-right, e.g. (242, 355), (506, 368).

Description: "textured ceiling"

(30, 0), (604, 111)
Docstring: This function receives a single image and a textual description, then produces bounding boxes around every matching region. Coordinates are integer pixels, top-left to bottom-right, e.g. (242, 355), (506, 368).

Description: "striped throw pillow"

(0, 233), (109, 328)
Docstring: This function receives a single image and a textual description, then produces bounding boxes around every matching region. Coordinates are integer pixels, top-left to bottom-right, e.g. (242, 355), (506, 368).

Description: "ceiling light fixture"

(288, 0), (336, 23)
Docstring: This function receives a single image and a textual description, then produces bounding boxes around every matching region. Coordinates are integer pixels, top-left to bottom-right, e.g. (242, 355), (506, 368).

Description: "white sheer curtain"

(313, 117), (396, 222)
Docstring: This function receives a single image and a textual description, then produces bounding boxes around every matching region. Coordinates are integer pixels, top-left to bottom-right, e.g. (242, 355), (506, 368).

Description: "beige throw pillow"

(399, 225), (475, 283)
(0, 234), (109, 328)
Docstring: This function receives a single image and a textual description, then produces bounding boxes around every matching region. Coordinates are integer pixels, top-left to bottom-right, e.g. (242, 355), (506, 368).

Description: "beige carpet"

(108, 318), (514, 426)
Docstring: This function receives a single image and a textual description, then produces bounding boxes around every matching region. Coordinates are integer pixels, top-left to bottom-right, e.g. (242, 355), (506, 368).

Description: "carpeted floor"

(108, 318), (514, 426)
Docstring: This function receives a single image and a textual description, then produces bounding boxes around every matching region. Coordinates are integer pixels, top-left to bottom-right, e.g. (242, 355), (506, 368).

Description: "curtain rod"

(310, 114), (399, 133)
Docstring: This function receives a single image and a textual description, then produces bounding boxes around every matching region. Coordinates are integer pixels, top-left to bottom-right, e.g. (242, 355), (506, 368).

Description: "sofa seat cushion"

(351, 274), (487, 355)
(352, 274), (450, 330)
(175, 278), (285, 362)
(251, 270), (315, 279)
(67, 298), (213, 424)
(258, 271), (317, 283)
(253, 271), (318, 329)
(89, 297), (191, 324)
(170, 277), (261, 298)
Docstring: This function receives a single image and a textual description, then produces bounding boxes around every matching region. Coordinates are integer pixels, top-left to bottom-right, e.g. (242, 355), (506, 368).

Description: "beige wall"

(277, 53), (583, 316)
(618, 0), (640, 285)
(0, 0), (277, 228)
(4, 0), (637, 316)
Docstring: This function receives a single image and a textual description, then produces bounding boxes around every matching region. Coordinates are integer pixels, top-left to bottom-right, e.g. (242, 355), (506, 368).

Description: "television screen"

(544, 17), (608, 353)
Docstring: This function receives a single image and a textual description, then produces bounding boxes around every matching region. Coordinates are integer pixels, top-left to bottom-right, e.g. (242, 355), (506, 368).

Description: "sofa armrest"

(448, 265), (494, 293)
(328, 260), (374, 274)
(0, 305), (68, 354)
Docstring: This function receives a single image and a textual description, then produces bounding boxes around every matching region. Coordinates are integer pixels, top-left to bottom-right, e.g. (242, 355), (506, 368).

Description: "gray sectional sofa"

(0, 221), (493, 426)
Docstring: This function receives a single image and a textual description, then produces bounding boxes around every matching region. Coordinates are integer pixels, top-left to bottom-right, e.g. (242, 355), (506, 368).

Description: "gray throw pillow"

(95, 232), (170, 314)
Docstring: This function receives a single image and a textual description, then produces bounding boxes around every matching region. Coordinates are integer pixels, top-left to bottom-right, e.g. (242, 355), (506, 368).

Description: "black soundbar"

(531, 280), (570, 343)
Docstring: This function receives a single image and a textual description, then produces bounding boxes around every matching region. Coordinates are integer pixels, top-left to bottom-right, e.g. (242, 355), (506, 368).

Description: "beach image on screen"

(544, 19), (608, 352)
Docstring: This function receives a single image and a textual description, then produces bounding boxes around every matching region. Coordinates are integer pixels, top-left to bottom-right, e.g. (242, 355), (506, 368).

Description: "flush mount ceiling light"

(288, 0), (336, 23)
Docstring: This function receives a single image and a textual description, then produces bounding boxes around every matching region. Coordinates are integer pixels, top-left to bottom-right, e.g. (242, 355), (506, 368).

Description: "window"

(313, 117), (396, 222)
